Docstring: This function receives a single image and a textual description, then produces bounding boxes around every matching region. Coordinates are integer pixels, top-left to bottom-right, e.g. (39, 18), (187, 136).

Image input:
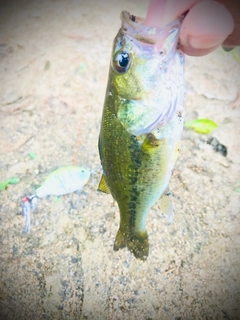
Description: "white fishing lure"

(35, 166), (91, 198)
(22, 166), (91, 233)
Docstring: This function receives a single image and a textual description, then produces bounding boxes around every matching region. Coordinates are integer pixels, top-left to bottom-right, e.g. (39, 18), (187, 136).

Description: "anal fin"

(159, 188), (174, 224)
(98, 174), (110, 194)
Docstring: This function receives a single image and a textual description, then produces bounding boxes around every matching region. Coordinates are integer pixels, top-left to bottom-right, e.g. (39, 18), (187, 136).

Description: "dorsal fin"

(98, 174), (110, 194)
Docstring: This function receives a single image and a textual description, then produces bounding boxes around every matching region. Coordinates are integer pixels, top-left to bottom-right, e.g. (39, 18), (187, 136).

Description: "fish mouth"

(120, 10), (183, 54)
(114, 11), (185, 136)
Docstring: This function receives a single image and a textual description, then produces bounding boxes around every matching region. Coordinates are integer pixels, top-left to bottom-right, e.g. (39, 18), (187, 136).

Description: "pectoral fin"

(159, 188), (174, 224)
(141, 133), (165, 153)
(98, 174), (110, 194)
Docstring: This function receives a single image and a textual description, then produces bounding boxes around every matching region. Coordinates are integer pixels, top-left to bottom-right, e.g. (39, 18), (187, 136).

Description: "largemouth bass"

(98, 11), (185, 260)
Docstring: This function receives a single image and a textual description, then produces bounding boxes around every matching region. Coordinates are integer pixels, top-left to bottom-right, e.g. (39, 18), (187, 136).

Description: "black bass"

(98, 11), (185, 260)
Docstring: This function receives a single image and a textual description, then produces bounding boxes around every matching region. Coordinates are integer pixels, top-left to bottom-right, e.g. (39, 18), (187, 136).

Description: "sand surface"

(0, 1), (240, 319)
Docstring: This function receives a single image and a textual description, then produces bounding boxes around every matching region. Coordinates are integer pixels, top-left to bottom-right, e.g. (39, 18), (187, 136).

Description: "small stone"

(215, 158), (230, 168)
(9, 202), (17, 209)
(113, 300), (119, 310)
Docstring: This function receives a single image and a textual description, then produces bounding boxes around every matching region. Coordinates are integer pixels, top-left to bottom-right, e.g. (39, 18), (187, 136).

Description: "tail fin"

(114, 228), (149, 261)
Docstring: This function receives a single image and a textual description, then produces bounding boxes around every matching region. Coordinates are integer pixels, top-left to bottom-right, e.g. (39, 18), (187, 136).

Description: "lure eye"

(112, 51), (131, 73)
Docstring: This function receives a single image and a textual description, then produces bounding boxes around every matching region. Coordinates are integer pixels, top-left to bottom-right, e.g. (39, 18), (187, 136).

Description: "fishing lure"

(22, 166), (91, 233)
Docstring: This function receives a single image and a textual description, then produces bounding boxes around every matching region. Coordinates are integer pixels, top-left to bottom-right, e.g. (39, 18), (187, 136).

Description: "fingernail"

(187, 35), (223, 49)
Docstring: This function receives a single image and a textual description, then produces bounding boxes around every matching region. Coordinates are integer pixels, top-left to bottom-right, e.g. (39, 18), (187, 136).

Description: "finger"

(144, 0), (201, 27)
(218, 0), (240, 47)
(223, 26), (240, 48)
(179, 0), (234, 56)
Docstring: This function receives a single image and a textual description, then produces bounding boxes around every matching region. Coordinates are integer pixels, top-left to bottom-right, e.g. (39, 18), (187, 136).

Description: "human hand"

(144, 0), (239, 56)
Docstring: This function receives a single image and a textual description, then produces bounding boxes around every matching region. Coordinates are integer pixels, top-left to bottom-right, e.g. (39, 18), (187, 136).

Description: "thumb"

(179, 0), (234, 56)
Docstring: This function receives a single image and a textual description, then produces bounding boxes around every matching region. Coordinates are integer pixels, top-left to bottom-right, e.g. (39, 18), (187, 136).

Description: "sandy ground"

(0, 1), (240, 319)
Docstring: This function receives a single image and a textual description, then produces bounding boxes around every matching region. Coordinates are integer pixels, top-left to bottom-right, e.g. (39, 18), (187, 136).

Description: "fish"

(98, 11), (185, 260)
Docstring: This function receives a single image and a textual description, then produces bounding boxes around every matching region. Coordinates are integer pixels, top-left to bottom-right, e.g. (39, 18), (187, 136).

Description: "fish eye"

(112, 51), (131, 74)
